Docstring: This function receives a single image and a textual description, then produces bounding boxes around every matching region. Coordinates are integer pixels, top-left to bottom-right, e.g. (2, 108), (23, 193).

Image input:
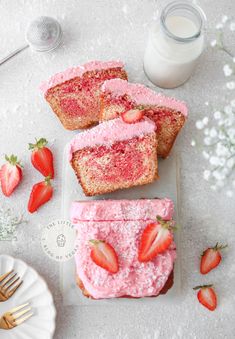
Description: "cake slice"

(70, 199), (176, 299)
(40, 61), (128, 130)
(68, 117), (158, 196)
(100, 79), (188, 158)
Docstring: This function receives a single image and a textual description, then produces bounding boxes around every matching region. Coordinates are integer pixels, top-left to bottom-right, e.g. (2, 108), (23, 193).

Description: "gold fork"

(0, 270), (23, 302)
(0, 302), (33, 329)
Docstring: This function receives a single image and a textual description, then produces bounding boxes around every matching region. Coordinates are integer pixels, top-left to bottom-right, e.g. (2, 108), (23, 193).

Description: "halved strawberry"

(0, 155), (23, 197)
(121, 109), (144, 124)
(200, 243), (227, 275)
(138, 216), (174, 262)
(193, 285), (217, 311)
(29, 138), (54, 178)
(28, 176), (53, 213)
(89, 240), (119, 273)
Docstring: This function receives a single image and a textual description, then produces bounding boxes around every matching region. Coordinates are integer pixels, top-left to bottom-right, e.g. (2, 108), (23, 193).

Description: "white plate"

(60, 146), (182, 306)
(0, 255), (56, 339)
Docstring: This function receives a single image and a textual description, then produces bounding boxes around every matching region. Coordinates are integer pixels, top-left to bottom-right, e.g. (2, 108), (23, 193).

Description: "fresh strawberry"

(28, 176), (53, 213)
(89, 240), (119, 273)
(200, 243), (227, 275)
(193, 284), (217, 311)
(121, 109), (144, 124)
(0, 155), (22, 197)
(138, 216), (174, 262)
(29, 138), (54, 178)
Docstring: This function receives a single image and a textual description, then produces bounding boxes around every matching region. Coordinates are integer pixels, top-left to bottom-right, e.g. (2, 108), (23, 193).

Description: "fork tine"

(9, 302), (29, 314)
(15, 312), (34, 325)
(14, 307), (31, 320)
(5, 276), (20, 291)
(1, 273), (17, 288)
(0, 270), (14, 283)
(8, 280), (23, 297)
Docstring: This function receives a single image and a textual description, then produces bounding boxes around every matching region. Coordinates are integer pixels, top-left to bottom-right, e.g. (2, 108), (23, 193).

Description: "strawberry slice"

(28, 176), (53, 213)
(0, 155), (23, 197)
(138, 216), (174, 262)
(29, 138), (54, 178)
(200, 243), (227, 275)
(193, 285), (217, 311)
(89, 240), (119, 273)
(121, 109), (144, 124)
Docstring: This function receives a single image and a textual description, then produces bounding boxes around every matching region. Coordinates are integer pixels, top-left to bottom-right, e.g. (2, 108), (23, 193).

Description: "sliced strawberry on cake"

(71, 199), (176, 299)
(100, 79), (188, 158)
(68, 117), (158, 196)
(40, 61), (128, 130)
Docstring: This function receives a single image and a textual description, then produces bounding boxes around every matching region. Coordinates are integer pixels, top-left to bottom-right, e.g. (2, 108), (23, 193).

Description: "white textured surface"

(0, 1), (235, 338)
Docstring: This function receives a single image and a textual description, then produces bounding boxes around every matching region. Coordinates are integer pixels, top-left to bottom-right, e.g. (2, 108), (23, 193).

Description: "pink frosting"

(102, 79), (188, 117)
(71, 199), (176, 299)
(39, 60), (125, 95)
(67, 117), (156, 161)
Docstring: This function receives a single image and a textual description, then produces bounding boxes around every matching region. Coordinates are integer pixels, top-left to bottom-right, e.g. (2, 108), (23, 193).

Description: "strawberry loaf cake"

(68, 117), (158, 196)
(70, 198), (176, 299)
(40, 61), (128, 130)
(100, 79), (188, 158)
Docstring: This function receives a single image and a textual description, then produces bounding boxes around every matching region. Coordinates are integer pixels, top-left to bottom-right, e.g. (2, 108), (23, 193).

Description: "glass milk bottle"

(144, 1), (206, 88)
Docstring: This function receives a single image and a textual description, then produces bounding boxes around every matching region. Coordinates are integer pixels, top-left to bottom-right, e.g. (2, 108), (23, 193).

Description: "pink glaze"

(67, 117), (156, 161)
(71, 199), (176, 299)
(39, 60), (125, 95)
(102, 79), (188, 117)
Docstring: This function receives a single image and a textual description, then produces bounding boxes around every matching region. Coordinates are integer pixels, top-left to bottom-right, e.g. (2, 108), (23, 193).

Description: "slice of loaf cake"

(70, 199), (176, 299)
(40, 61), (128, 130)
(100, 79), (188, 158)
(68, 117), (158, 196)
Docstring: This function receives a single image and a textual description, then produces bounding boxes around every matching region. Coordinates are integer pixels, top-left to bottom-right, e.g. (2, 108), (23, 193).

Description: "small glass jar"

(144, 1), (206, 89)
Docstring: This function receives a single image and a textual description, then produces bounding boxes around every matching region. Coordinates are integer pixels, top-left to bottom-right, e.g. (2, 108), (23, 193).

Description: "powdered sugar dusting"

(101, 79), (188, 116)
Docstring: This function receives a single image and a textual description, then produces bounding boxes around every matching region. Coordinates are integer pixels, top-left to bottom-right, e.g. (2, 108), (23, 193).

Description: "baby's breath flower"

(232, 180), (235, 187)
(203, 170), (211, 181)
(230, 22), (235, 31)
(216, 23), (223, 30)
(209, 156), (220, 166)
(223, 64), (233, 77)
(196, 120), (204, 130)
(204, 137), (212, 145)
(204, 128), (209, 135)
(191, 139), (196, 147)
(210, 40), (217, 47)
(226, 190), (233, 197)
(209, 127), (217, 138)
(210, 185), (217, 191)
(226, 81), (235, 90)
(214, 111), (222, 120)
(222, 15), (228, 23)
(224, 105), (233, 114)
(233, 57), (235, 63)
(230, 99), (235, 107)
(202, 117), (209, 125)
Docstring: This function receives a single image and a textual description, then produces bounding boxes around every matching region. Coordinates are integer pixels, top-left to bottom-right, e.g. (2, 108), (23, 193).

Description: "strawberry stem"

(5, 154), (22, 167)
(28, 137), (48, 151)
(156, 215), (176, 231)
(44, 176), (52, 185)
(213, 242), (228, 251)
(89, 239), (103, 246)
(193, 284), (213, 290)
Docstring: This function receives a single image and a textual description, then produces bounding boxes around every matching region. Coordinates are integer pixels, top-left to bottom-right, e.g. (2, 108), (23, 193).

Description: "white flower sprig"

(0, 208), (26, 241)
(192, 102), (235, 197)
(210, 16), (235, 90)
